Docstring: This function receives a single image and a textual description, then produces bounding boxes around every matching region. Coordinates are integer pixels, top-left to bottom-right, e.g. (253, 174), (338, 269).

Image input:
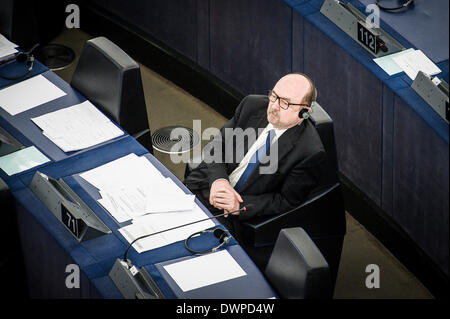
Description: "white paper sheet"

(31, 100), (123, 152)
(392, 49), (442, 80)
(163, 250), (247, 292)
(373, 48), (415, 76)
(0, 75), (67, 115)
(79, 153), (164, 191)
(0, 34), (18, 62)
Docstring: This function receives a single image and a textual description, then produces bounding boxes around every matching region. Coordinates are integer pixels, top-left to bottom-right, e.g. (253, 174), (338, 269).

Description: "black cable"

(122, 208), (245, 262)
(0, 57), (34, 81)
(184, 228), (230, 255)
(0, 44), (39, 81)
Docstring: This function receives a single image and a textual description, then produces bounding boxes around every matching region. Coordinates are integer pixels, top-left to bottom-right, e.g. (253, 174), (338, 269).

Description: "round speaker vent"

(151, 126), (200, 154)
(35, 44), (75, 71)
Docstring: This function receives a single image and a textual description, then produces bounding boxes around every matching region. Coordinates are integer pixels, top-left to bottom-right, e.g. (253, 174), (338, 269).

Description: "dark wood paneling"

(393, 96), (449, 274)
(291, 9), (304, 72)
(382, 84), (395, 216)
(303, 19), (383, 206)
(209, 0), (293, 95)
(196, 0), (210, 70)
(106, 0), (198, 61)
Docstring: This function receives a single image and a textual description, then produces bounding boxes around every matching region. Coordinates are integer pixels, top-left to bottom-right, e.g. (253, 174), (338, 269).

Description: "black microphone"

(377, 39), (388, 53)
(0, 43), (39, 81)
(122, 204), (252, 263)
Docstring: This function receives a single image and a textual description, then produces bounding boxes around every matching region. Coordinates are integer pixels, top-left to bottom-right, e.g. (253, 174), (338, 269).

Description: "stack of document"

(80, 153), (198, 222)
(391, 49), (442, 80)
(0, 34), (18, 63)
(31, 100), (124, 152)
(79, 153), (213, 252)
(374, 49), (441, 80)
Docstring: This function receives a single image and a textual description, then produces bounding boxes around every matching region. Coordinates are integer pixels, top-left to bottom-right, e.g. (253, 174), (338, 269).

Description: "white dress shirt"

(228, 123), (286, 187)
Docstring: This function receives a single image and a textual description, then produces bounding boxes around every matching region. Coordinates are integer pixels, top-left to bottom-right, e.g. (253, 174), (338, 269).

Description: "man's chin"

(268, 115), (279, 126)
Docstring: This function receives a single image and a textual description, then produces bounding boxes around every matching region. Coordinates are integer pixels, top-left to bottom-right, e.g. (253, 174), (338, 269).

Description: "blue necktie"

(234, 130), (275, 191)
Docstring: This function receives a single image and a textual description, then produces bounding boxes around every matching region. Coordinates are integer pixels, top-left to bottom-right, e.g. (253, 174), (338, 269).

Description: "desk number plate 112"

(357, 22), (378, 54)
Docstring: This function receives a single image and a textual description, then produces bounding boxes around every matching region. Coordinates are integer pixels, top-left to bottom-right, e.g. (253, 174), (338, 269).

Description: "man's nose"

(270, 98), (281, 110)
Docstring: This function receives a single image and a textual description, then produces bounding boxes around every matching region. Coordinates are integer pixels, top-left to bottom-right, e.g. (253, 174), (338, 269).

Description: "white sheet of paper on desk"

(392, 49), (442, 80)
(0, 146), (50, 175)
(79, 153), (164, 191)
(0, 75), (67, 115)
(98, 184), (149, 223)
(0, 34), (17, 49)
(118, 204), (214, 252)
(0, 34), (18, 61)
(163, 250), (247, 292)
(31, 100), (123, 152)
(373, 48), (415, 76)
(0, 46), (18, 62)
(146, 194), (195, 213)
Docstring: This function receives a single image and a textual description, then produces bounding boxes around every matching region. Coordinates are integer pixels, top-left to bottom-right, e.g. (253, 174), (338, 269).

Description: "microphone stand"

(109, 206), (248, 299)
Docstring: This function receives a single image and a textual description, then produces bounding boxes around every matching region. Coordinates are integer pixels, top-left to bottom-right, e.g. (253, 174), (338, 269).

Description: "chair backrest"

(71, 37), (149, 137)
(308, 102), (340, 192)
(264, 227), (332, 299)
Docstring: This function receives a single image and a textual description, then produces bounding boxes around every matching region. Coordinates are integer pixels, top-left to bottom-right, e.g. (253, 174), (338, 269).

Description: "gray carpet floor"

(51, 28), (433, 299)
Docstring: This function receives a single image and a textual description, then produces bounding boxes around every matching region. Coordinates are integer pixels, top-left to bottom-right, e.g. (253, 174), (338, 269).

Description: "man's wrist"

(211, 178), (229, 187)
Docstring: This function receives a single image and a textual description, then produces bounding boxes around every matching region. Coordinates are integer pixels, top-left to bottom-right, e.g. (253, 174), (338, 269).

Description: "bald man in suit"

(185, 74), (325, 238)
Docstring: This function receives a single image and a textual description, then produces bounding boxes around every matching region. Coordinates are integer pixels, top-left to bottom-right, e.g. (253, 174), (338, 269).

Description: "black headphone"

(184, 227), (232, 254)
(0, 44), (38, 81)
(376, 0), (414, 12)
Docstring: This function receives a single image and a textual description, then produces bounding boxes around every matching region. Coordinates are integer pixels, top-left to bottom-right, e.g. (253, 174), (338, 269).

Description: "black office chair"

(71, 37), (153, 152)
(265, 227), (332, 299)
(184, 99), (346, 292)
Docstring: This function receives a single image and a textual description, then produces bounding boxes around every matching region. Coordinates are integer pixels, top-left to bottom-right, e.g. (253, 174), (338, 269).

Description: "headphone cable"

(123, 206), (248, 263)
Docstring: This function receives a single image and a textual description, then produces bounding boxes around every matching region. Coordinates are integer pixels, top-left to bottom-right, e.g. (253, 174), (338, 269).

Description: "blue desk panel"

(17, 135), (147, 188)
(291, 0), (448, 143)
(0, 59), (48, 89)
(13, 148), (274, 298)
(358, 0), (449, 63)
(0, 71), (129, 163)
(64, 152), (235, 278)
(0, 170), (28, 191)
(12, 139), (150, 285)
(151, 245), (277, 299)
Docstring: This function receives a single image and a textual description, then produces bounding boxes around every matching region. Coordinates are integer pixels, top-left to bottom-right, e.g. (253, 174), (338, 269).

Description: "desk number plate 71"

(61, 203), (83, 239)
(357, 22), (378, 54)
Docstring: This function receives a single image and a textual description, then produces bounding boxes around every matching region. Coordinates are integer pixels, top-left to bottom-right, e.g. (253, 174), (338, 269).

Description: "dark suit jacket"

(185, 95), (325, 221)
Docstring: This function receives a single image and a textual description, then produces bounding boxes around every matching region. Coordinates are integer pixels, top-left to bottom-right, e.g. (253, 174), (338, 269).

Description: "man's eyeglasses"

(267, 90), (309, 110)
